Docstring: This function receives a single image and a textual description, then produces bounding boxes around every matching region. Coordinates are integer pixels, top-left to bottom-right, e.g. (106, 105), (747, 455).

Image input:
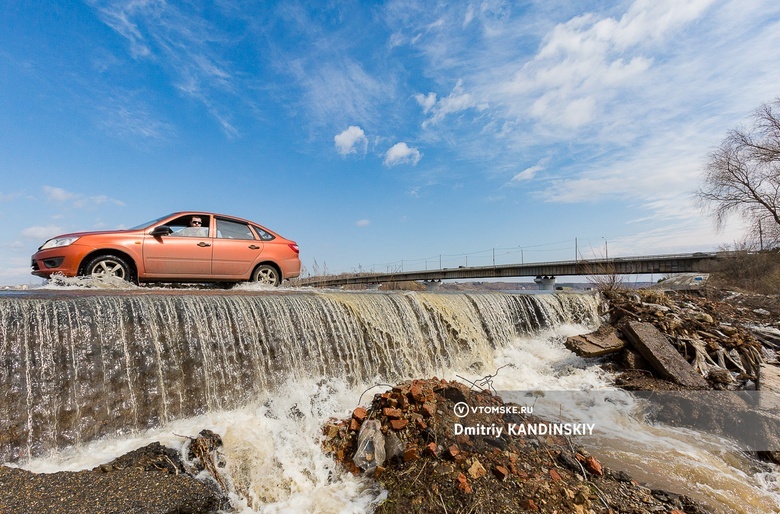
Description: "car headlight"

(40, 236), (80, 250)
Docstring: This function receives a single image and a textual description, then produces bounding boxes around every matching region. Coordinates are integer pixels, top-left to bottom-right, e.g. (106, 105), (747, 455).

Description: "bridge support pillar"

(534, 275), (556, 290)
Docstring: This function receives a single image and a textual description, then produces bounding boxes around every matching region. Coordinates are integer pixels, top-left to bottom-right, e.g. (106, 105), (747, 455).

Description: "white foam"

(16, 325), (780, 513)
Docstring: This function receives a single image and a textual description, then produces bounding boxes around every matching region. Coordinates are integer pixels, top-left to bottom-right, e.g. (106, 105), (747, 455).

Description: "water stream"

(1, 286), (778, 512)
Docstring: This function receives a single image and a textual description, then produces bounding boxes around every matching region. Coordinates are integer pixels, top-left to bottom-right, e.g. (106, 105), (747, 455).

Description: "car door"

(211, 217), (263, 278)
(142, 214), (213, 277)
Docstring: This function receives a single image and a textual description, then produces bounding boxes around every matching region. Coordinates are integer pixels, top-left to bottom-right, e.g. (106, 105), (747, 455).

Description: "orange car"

(31, 212), (301, 286)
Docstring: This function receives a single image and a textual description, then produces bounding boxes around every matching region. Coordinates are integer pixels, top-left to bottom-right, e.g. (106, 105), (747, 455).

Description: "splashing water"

(3, 289), (778, 512)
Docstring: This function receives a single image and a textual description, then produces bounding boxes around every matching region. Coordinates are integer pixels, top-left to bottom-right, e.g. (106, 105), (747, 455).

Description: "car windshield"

(128, 214), (172, 230)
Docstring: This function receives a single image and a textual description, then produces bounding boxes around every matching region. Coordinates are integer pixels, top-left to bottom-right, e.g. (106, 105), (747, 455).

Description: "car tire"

(252, 264), (281, 286)
(83, 254), (133, 282)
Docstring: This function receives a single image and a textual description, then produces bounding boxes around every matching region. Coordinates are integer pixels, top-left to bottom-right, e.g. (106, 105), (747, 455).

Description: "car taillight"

(288, 243), (299, 254)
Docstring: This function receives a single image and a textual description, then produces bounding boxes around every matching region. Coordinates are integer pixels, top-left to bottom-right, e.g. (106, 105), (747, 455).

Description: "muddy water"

(3, 287), (778, 512)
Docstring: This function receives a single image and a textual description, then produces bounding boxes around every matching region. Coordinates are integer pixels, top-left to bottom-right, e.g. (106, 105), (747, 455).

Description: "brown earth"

(0, 431), (228, 514)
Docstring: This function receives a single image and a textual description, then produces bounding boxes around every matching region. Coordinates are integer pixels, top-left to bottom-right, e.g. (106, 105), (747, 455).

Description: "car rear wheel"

(252, 264), (281, 286)
(83, 255), (132, 281)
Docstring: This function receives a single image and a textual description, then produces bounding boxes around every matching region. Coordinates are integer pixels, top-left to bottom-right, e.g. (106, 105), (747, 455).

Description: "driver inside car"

(175, 216), (209, 237)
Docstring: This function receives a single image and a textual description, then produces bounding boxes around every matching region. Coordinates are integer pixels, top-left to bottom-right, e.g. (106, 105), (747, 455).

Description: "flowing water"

(1, 284), (778, 513)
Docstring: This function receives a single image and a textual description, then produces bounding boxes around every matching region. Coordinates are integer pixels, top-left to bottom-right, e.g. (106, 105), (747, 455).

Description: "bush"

(706, 249), (780, 294)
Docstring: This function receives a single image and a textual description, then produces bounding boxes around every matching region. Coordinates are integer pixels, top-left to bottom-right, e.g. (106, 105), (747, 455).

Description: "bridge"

(296, 252), (718, 289)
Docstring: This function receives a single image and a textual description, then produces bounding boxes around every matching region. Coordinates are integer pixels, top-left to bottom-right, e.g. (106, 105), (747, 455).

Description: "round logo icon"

(453, 402), (469, 418)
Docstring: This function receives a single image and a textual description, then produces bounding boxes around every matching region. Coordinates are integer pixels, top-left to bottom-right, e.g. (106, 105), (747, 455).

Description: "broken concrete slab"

(622, 321), (709, 389)
(565, 324), (625, 358)
(759, 363), (780, 393)
(758, 364), (780, 412)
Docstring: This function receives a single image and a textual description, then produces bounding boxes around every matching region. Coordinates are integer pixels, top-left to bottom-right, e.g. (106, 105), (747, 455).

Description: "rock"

(455, 473), (472, 494)
(467, 459), (487, 479)
(565, 324), (626, 357)
(557, 451), (582, 473)
(520, 498), (539, 511)
(389, 418), (409, 431)
(758, 364), (780, 411)
(759, 363), (780, 393)
(707, 367), (735, 384)
(97, 441), (184, 475)
(622, 321), (709, 389)
(409, 384), (425, 403)
(688, 311), (714, 324)
(752, 325), (780, 350)
(585, 456), (603, 476)
(403, 446), (419, 462)
(492, 465), (509, 481)
(383, 407), (403, 419)
(622, 348), (651, 371)
(352, 407), (368, 422)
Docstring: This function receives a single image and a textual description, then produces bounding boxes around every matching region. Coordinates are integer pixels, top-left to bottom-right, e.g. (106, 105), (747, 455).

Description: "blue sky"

(2, 0), (780, 285)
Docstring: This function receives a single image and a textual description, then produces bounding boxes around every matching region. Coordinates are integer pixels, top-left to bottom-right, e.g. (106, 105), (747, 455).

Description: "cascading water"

(2, 288), (778, 513)
(0, 289), (599, 463)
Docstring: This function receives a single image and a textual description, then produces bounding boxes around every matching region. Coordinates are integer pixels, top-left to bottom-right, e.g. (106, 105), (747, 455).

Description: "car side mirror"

(150, 225), (173, 237)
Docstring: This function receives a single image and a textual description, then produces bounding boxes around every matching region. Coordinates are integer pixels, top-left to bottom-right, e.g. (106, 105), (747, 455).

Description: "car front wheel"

(252, 264), (281, 286)
(83, 255), (132, 282)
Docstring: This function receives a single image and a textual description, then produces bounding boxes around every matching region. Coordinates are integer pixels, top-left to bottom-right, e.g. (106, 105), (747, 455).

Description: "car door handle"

(197, 242), (212, 247)
(248, 245), (260, 250)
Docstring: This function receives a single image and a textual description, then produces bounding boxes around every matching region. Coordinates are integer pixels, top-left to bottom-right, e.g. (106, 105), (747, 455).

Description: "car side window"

(167, 215), (210, 237)
(216, 219), (254, 240)
(252, 225), (276, 241)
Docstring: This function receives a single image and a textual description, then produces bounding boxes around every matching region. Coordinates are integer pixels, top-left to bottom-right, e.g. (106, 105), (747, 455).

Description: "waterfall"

(0, 290), (600, 463)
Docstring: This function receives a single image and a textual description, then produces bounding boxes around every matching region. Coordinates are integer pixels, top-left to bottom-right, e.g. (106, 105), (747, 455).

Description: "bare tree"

(696, 99), (780, 246)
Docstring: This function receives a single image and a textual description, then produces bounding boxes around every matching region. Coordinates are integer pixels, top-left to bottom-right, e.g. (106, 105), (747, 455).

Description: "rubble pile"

(323, 378), (708, 513)
(599, 289), (772, 388)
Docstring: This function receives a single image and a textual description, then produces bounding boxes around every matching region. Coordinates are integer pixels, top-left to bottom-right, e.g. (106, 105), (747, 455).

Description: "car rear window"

(252, 225), (276, 241)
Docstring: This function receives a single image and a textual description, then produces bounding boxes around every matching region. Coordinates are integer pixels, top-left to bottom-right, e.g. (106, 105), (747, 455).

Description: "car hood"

(50, 229), (136, 240)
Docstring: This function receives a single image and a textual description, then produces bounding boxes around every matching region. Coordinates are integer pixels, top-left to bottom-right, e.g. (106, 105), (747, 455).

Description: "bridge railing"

(294, 252), (719, 287)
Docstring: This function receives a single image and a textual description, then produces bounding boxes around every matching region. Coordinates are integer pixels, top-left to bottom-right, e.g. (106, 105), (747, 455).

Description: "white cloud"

(22, 225), (63, 240)
(384, 0), (780, 245)
(418, 80), (484, 127)
(509, 165), (543, 184)
(90, 0), (243, 137)
(414, 92), (437, 114)
(384, 142), (422, 166)
(356, 219), (371, 227)
(289, 57), (392, 127)
(43, 186), (78, 202)
(43, 186), (125, 208)
(334, 126), (368, 156)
